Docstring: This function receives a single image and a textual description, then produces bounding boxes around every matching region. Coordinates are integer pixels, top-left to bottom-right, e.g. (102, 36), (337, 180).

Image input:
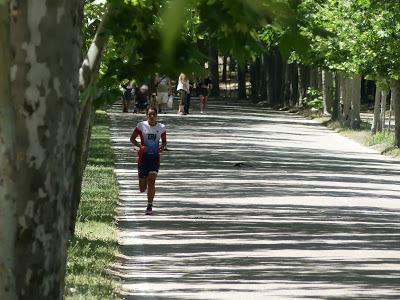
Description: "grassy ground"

(299, 109), (400, 159)
(65, 110), (120, 299)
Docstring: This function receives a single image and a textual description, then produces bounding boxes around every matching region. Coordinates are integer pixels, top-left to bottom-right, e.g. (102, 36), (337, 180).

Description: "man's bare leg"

(139, 176), (147, 193)
(146, 172), (157, 205)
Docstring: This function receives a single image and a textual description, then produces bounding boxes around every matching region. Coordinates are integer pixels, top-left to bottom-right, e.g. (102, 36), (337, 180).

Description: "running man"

(130, 107), (167, 215)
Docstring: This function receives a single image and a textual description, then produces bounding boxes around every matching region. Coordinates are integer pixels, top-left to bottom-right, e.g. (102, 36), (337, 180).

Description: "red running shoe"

(145, 205), (153, 215)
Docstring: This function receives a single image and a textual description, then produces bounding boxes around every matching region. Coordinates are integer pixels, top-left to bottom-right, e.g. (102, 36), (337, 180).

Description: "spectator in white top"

(176, 73), (189, 115)
(155, 74), (172, 113)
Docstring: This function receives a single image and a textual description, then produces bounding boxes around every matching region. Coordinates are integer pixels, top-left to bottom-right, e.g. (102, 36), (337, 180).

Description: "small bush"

(303, 87), (323, 111)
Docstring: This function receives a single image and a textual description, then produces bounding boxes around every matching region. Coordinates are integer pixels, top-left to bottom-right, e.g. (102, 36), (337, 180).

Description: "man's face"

(147, 109), (157, 125)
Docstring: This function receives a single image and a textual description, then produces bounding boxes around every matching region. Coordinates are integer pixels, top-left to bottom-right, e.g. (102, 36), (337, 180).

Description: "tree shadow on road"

(110, 100), (400, 299)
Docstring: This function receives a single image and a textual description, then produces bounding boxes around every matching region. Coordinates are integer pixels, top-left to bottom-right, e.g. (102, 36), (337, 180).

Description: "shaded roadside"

(110, 99), (400, 300)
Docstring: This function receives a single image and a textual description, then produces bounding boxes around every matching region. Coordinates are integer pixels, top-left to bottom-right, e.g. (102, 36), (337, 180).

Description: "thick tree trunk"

(208, 34), (219, 97)
(389, 90), (394, 132)
(331, 72), (341, 121)
(380, 90), (387, 131)
(0, 3), (17, 298)
(222, 55), (227, 83)
(289, 62), (299, 106)
(260, 53), (268, 100)
(237, 64), (246, 100)
(371, 85), (382, 134)
(297, 64), (309, 106)
(70, 7), (110, 235)
(351, 75), (361, 129)
(250, 58), (260, 100)
(322, 70), (333, 115)
(391, 79), (400, 147)
(273, 48), (284, 106)
(10, 1), (83, 298)
(318, 69), (322, 91)
(342, 77), (352, 126)
(310, 67), (318, 89)
(266, 52), (275, 104)
(283, 62), (291, 107)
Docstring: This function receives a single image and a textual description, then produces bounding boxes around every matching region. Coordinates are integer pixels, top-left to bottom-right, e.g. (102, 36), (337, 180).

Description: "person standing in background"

(176, 73), (189, 115)
(155, 74), (172, 113)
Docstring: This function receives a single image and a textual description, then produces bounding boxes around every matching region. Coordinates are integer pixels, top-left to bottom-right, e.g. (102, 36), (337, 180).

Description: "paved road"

(110, 100), (400, 300)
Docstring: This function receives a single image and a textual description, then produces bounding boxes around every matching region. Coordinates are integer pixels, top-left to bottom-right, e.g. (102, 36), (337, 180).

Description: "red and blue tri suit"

(131, 121), (167, 178)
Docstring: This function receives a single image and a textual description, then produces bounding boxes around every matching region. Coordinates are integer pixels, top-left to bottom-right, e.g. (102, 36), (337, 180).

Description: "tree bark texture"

(391, 79), (400, 147)
(208, 34), (219, 97)
(250, 57), (260, 100)
(309, 67), (318, 89)
(283, 61), (290, 107)
(322, 70), (333, 115)
(331, 72), (340, 121)
(380, 90), (387, 131)
(341, 77), (352, 126)
(272, 48), (283, 106)
(71, 7), (110, 235)
(371, 84), (382, 134)
(0, 2), (17, 298)
(289, 62), (299, 106)
(266, 52), (274, 104)
(317, 68), (323, 90)
(297, 64), (309, 106)
(260, 53), (268, 100)
(237, 64), (246, 100)
(10, 1), (83, 298)
(221, 55), (227, 83)
(350, 75), (361, 129)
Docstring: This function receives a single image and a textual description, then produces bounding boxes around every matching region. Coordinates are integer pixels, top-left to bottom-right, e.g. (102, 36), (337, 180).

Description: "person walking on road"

(197, 79), (209, 114)
(177, 72), (189, 115)
(130, 106), (167, 215)
(155, 74), (172, 113)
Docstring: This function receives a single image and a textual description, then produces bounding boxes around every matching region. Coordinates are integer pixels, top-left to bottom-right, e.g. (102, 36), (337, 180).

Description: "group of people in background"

(121, 73), (211, 115)
(176, 73), (211, 115)
(128, 73), (211, 215)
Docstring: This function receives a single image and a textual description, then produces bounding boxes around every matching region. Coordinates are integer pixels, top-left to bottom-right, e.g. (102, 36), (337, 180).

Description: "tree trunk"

(260, 53), (268, 100)
(222, 55), (227, 83)
(317, 68), (323, 90)
(388, 89), (394, 132)
(331, 72), (341, 121)
(342, 77), (352, 126)
(310, 67), (318, 89)
(273, 48), (283, 106)
(250, 58), (260, 100)
(10, 1), (83, 298)
(266, 52), (275, 104)
(70, 7), (111, 235)
(380, 90), (387, 131)
(283, 62), (291, 107)
(289, 62), (299, 106)
(297, 64), (309, 106)
(0, 3), (17, 298)
(322, 70), (333, 115)
(351, 75), (361, 129)
(391, 79), (400, 147)
(371, 84), (382, 134)
(237, 64), (246, 100)
(208, 34), (219, 97)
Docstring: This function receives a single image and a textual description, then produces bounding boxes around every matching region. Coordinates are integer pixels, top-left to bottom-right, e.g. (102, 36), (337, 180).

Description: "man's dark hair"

(146, 106), (158, 115)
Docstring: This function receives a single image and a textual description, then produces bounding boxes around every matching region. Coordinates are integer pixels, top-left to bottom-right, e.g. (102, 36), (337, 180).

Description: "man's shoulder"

(137, 120), (148, 128)
(157, 122), (166, 131)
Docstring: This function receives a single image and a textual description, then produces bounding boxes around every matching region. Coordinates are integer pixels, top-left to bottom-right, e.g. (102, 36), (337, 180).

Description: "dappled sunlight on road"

(110, 99), (400, 299)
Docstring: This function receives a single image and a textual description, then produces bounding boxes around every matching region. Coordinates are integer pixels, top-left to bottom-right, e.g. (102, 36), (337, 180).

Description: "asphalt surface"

(110, 99), (400, 300)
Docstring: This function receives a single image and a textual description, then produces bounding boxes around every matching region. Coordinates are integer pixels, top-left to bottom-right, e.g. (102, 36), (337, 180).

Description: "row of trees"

(218, 1), (400, 146)
(0, 0), (302, 298)
(2, 0), (400, 298)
